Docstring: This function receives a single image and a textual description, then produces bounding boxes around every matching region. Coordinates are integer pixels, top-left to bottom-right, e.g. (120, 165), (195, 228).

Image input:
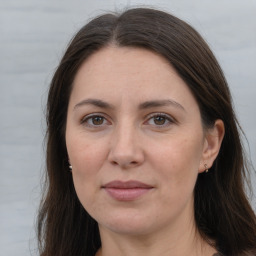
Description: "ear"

(199, 119), (225, 173)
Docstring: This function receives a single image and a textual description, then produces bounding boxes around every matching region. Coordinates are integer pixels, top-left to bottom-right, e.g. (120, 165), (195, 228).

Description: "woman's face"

(66, 46), (210, 236)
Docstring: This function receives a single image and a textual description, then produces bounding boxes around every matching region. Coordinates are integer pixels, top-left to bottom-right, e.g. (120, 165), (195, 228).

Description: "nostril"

(111, 160), (119, 166)
(110, 159), (139, 168)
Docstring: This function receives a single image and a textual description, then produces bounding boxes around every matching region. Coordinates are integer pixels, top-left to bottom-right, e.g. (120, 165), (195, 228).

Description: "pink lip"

(102, 180), (153, 201)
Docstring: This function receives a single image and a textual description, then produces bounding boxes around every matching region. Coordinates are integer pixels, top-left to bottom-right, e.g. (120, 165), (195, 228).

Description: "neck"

(97, 214), (216, 256)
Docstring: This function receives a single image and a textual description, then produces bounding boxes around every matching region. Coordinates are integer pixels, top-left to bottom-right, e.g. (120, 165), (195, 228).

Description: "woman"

(37, 8), (256, 256)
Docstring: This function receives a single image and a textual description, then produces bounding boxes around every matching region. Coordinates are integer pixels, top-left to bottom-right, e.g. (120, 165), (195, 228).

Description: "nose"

(108, 124), (144, 169)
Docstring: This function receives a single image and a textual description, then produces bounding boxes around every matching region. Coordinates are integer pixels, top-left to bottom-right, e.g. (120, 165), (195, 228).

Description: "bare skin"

(66, 46), (224, 256)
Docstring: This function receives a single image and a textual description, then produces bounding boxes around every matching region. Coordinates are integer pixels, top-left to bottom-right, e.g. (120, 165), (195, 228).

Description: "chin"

(97, 210), (156, 236)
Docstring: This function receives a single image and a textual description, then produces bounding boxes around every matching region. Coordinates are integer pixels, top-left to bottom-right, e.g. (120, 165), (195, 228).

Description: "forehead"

(70, 46), (199, 112)
(73, 47), (181, 90)
(75, 46), (173, 80)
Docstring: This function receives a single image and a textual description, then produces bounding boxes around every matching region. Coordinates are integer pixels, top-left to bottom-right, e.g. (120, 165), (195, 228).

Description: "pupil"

(93, 116), (103, 125)
(154, 116), (165, 125)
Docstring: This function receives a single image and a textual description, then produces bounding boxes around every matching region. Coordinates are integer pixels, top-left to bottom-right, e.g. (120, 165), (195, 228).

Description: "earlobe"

(199, 119), (225, 173)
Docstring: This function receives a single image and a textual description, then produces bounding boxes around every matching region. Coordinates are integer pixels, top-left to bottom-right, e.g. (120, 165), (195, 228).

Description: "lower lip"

(104, 187), (152, 201)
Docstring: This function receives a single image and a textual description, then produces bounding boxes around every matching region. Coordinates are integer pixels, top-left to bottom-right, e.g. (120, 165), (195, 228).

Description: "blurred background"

(0, 0), (255, 255)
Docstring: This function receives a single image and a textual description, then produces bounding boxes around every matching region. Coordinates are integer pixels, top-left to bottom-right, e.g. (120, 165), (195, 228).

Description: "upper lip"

(102, 180), (153, 189)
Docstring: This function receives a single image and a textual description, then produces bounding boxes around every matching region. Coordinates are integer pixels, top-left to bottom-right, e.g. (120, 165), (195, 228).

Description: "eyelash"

(80, 113), (110, 128)
(145, 113), (175, 127)
(80, 113), (175, 128)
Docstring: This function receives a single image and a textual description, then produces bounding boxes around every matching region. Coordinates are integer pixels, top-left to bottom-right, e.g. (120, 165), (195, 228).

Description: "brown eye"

(91, 116), (104, 125)
(81, 114), (109, 127)
(146, 113), (174, 128)
(153, 116), (166, 125)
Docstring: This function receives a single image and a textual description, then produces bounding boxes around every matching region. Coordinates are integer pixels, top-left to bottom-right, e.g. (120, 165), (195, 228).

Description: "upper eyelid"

(145, 112), (175, 121)
(146, 112), (171, 118)
(80, 113), (111, 123)
(81, 112), (109, 119)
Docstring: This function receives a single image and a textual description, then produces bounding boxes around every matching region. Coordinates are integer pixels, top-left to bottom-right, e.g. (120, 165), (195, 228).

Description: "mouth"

(102, 180), (154, 201)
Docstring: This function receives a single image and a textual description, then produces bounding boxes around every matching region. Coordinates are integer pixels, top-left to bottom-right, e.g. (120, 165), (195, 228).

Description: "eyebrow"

(139, 99), (185, 111)
(73, 98), (185, 111)
(74, 98), (114, 110)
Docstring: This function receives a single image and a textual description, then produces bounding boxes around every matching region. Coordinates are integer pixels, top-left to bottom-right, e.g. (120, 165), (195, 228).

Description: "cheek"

(151, 136), (203, 194)
(66, 133), (108, 203)
(69, 143), (107, 215)
(70, 143), (107, 181)
(154, 137), (203, 170)
(66, 130), (107, 173)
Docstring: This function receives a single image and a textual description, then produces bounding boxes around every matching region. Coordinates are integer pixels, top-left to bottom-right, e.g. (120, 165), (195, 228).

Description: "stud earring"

(68, 159), (72, 171)
(204, 164), (208, 173)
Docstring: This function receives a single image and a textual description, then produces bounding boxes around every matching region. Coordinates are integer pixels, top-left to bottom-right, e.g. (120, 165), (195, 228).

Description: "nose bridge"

(114, 121), (136, 151)
(108, 119), (144, 168)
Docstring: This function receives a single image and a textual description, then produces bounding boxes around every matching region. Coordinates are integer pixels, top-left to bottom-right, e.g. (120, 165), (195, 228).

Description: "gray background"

(0, 0), (255, 255)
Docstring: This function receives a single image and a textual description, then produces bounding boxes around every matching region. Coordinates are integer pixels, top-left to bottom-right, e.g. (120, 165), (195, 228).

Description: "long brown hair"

(37, 8), (256, 256)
